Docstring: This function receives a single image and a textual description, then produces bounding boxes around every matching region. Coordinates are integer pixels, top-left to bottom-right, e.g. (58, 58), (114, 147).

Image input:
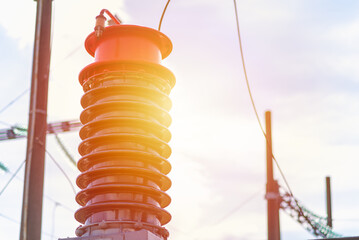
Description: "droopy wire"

(0, 159), (26, 197)
(35, 138), (76, 195)
(232, 0), (299, 209)
(158, 0), (171, 31)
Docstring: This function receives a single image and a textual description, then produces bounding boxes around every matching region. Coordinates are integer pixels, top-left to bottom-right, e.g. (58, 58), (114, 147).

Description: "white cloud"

(0, 0), (36, 48)
(0, 0), (128, 49)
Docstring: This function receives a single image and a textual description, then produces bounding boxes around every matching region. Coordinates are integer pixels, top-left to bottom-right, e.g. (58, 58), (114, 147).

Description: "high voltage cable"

(171, 153), (265, 238)
(158, 0), (171, 31)
(232, 0), (310, 229)
(1, 166), (70, 239)
(0, 166), (73, 240)
(0, 0), (52, 125)
(37, 139), (76, 195)
(0, 212), (60, 239)
(4, 167), (75, 213)
(54, 133), (76, 167)
(0, 6), (79, 128)
(45, 195), (75, 213)
(272, 155), (296, 198)
(1, 123), (79, 168)
(232, 0), (295, 198)
(212, 190), (262, 225)
(0, 42), (79, 128)
(44, 147), (77, 195)
(51, 202), (59, 240)
(61, 45), (81, 61)
(0, 88), (29, 116)
(232, 0), (265, 137)
(183, 190), (263, 240)
(280, 190), (342, 238)
(0, 159), (25, 197)
(0, 212), (19, 224)
(232, 2), (341, 236)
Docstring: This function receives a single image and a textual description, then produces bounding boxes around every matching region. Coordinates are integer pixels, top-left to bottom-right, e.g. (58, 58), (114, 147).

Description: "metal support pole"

(265, 111), (281, 240)
(326, 176), (333, 228)
(19, 0), (52, 239)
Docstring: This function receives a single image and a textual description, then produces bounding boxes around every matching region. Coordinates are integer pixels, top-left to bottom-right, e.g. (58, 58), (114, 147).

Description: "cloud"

(0, 0), (128, 49)
(0, 1), (36, 48)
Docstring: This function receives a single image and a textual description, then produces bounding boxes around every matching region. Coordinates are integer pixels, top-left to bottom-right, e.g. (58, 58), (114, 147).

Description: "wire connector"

(94, 14), (106, 38)
(94, 9), (121, 38)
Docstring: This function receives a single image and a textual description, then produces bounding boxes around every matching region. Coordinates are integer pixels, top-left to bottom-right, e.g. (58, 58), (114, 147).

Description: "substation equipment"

(60, 10), (175, 240)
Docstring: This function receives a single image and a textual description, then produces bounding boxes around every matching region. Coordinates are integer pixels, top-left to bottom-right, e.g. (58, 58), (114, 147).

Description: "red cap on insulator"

(84, 25), (172, 64)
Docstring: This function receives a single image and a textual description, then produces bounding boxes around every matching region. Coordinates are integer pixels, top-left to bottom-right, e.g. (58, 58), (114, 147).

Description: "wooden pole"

(326, 176), (333, 228)
(266, 111), (281, 240)
(19, 0), (52, 239)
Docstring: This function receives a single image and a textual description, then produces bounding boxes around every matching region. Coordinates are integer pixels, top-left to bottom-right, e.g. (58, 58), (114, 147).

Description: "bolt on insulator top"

(94, 9), (121, 38)
(94, 14), (106, 38)
(59, 9), (175, 240)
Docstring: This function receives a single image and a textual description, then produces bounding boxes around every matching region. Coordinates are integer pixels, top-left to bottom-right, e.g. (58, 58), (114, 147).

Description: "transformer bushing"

(60, 14), (175, 240)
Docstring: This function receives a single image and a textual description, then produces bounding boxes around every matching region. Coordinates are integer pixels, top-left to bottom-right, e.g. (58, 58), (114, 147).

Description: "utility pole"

(19, 0), (52, 239)
(326, 176), (333, 228)
(265, 111), (281, 240)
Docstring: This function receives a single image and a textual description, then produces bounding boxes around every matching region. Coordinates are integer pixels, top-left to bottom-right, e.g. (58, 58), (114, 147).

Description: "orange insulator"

(75, 23), (175, 239)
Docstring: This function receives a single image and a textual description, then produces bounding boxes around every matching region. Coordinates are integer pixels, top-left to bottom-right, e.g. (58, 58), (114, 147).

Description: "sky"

(0, 0), (359, 239)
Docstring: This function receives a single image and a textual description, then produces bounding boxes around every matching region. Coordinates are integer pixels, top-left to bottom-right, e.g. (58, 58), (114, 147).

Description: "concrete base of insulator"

(59, 229), (164, 240)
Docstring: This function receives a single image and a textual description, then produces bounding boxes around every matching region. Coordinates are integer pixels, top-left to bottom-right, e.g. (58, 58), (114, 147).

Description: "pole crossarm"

(279, 187), (342, 238)
(0, 120), (82, 141)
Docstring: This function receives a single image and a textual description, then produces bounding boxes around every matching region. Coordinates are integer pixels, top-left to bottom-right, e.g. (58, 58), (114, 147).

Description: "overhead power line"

(0, 212), (19, 224)
(0, 88), (29, 116)
(183, 190), (262, 240)
(35, 136), (76, 195)
(0, 159), (26, 197)
(44, 194), (75, 213)
(158, 0), (171, 31)
(232, 0), (265, 137)
(231, 2), (323, 237)
(0, 212), (60, 239)
(43, 147), (77, 195)
(232, 0), (296, 201)
(53, 133), (76, 167)
(280, 188), (342, 238)
(51, 202), (59, 240)
(213, 190), (262, 225)
(0, 120), (82, 142)
(3, 166), (75, 213)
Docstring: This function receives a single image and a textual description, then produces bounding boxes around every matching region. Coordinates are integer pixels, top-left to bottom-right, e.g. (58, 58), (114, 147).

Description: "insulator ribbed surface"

(75, 61), (175, 239)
